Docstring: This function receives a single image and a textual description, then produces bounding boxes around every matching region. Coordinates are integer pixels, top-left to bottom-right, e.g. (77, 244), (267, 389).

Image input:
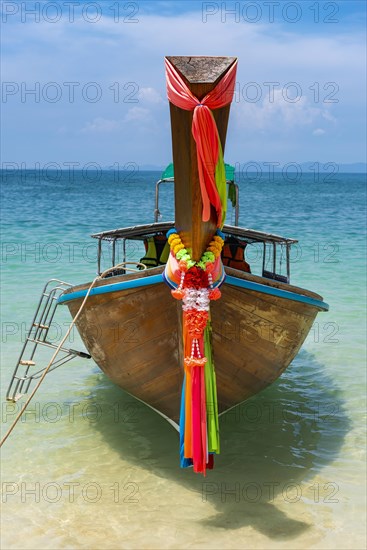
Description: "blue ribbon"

(179, 374), (193, 468)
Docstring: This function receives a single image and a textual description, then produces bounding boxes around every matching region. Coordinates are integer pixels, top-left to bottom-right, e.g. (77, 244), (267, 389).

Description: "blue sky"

(1, 0), (366, 168)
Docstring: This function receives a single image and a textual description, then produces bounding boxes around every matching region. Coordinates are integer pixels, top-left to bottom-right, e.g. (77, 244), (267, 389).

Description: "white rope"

(0, 262), (146, 447)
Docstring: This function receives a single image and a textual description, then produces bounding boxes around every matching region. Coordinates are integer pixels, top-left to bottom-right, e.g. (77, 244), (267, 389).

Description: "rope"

(0, 262), (146, 448)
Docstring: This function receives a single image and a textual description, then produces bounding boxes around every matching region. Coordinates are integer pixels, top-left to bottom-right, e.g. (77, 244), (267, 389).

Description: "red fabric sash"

(165, 58), (238, 227)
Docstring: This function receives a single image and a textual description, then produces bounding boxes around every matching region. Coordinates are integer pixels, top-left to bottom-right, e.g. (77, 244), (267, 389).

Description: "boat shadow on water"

(86, 349), (350, 539)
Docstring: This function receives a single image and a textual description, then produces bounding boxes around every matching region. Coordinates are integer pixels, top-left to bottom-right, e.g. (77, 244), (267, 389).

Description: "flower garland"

(168, 230), (224, 347)
(166, 228), (225, 475)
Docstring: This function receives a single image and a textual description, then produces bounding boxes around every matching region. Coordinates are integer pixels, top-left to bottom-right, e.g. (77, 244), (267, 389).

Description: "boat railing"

(91, 222), (297, 283)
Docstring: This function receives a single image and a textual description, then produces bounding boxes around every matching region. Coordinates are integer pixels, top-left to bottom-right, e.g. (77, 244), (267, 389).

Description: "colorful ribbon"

(165, 58), (238, 228)
(164, 228), (225, 475)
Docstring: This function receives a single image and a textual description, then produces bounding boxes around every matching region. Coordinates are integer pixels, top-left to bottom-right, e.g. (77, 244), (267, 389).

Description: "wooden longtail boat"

(6, 57), (328, 471)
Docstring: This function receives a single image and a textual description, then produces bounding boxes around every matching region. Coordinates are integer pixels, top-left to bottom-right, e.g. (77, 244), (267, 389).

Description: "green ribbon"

(204, 322), (220, 454)
(215, 140), (227, 229)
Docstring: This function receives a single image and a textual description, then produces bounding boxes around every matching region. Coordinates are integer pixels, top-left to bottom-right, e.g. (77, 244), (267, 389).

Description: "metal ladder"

(6, 279), (91, 402)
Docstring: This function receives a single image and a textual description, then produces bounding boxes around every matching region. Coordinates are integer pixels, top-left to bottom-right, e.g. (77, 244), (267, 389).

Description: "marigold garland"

(165, 227), (225, 475)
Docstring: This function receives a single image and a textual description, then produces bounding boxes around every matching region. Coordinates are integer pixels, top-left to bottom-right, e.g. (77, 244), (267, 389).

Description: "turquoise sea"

(1, 170), (366, 549)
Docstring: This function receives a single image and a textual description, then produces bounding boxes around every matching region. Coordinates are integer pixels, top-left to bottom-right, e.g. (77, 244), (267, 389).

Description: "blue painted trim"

(225, 275), (329, 311)
(57, 274), (163, 304)
(58, 272), (329, 311)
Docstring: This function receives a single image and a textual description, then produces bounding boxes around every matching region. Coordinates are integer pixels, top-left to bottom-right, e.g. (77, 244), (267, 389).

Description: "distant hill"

(139, 164), (167, 171)
(239, 161), (367, 173)
(102, 162), (367, 173)
(299, 162), (367, 174)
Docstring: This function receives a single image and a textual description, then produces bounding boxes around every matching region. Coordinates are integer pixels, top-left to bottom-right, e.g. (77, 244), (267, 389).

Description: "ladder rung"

(7, 393), (24, 402)
(6, 278), (75, 403)
(33, 323), (49, 329)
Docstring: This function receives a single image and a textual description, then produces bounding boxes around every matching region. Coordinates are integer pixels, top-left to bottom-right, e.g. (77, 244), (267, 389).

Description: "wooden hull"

(61, 267), (327, 424)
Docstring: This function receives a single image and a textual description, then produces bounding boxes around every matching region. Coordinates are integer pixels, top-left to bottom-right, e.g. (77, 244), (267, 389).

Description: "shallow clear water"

(1, 171), (366, 549)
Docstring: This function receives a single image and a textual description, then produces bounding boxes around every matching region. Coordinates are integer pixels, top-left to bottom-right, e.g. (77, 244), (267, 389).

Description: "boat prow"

(4, 56), (329, 474)
(58, 225), (328, 424)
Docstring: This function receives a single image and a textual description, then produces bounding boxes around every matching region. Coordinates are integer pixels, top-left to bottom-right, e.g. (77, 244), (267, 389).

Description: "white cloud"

(138, 87), (163, 104)
(124, 107), (151, 122)
(322, 110), (337, 124)
(1, 8), (365, 163)
(233, 89), (333, 132)
(313, 128), (326, 136)
(80, 117), (121, 133)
